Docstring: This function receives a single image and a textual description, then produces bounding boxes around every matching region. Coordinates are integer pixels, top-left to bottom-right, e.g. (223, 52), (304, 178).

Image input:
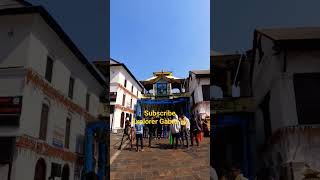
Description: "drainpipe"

(226, 70), (232, 97)
(283, 48), (287, 73)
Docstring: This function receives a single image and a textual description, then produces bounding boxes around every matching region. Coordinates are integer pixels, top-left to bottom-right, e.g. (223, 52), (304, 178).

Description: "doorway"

(61, 164), (70, 180)
(120, 112), (125, 128)
(34, 158), (46, 180)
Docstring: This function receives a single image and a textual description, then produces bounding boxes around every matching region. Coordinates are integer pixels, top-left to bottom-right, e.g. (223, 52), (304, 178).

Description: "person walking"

(143, 124), (148, 138)
(163, 124), (168, 139)
(179, 114), (190, 148)
(135, 120), (144, 152)
(170, 114), (181, 149)
(157, 119), (162, 139)
(190, 113), (201, 147)
(118, 117), (132, 150)
(194, 113), (203, 146)
(147, 117), (155, 147)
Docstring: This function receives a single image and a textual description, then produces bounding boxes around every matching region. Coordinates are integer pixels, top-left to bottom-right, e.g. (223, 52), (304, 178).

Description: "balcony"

(141, 92), (189, 99)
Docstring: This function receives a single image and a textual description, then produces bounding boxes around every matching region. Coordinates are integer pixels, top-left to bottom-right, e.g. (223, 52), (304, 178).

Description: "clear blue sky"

(212, 0), (320, 53)
(111, 0), (210, 80)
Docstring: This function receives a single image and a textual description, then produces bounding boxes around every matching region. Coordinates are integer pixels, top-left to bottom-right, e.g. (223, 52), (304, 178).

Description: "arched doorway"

(61, 164), (70, 180)
(120, 112), (125, 128)
(34, 158), (46, 180)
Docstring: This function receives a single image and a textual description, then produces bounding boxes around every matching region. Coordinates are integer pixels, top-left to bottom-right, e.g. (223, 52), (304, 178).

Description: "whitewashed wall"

(109, 65), (143, 129)
(0, 13), (104, 180)
(188, 73), (210, 115)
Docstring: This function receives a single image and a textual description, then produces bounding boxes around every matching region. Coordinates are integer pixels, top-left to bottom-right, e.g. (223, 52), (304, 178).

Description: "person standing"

(163, 124), (168, 139)
(179, 114), (190, 148)
(157, 119), (162, 139)
(194, 113), (203, 146)
(170, 115), (181, 149)
(147, 117), (155, 147)
(143, 124), (148, 138)
(190, 113), (201, 147)
(135, 120), (144, 152)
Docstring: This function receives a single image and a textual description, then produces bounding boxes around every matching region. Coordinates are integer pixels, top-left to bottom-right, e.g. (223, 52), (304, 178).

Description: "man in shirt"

(135, 117), (144, 152)
(170, 115), (181, 149)
(179, 114), (190, 148)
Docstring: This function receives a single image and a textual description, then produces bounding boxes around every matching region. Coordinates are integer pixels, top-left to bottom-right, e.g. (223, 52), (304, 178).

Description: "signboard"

(0, 96), (23, 126)
(110, 92), (117, 101)
(52, 126), (64, 148)
(75, 135), (84, 154)
(211, 97), (254, 113)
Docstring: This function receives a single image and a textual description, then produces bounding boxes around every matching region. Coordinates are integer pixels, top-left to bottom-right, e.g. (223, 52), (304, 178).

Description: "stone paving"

(110, 136), (210, 180)
(110, 132), (126, 158)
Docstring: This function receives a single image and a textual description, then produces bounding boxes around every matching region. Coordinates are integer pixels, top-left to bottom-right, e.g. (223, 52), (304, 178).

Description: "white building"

(188, 70), (210, 119)
(95, 59), (143, 131)
(251, 27), (320, 179)
(0, 1), (105, 180)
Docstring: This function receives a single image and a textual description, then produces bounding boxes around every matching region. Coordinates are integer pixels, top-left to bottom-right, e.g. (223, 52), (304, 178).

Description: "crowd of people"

(119, 111), (208, 152)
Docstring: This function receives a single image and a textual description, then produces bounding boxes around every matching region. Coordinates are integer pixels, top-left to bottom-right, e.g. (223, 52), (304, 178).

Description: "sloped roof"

(141, 72), (185, 85)
(110, 58), (121, 65)
(0, 0), (31, 9)
(190, 70), (210, 75)
(189, 70), (210, 78)
(257, 27), (320, 41)
(0, 6), (106, 86)
(94, 59), (144, 90)
(211, 54), (242, 68)
(210, 50), (222, 56)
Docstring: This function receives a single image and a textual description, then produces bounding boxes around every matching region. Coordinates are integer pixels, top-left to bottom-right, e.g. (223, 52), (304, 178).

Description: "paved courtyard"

(110, 133), (210, 180)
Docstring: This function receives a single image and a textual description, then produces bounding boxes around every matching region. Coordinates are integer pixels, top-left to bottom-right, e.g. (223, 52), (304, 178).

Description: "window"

(130, 99), (133, 108)
(39, 103), (49, 140)
(51, 163), (62, 177)
(110, 92), (117, 101)
(124, 79), (127, 87)
(45, 56), (53, 82)
(68, 77), (75, 99)
(65, 118), (71, 149)
(122, 94), (126, 106)
(136, 90), (139, 97)
(110, 105), (115, 114)
(294, 73), (320, 124)
(156, 83), (167, 96)
(75, 135), (85, 154)
(202, 85), (210, 101)
(131, 85), (134, 93)
(85, 93), (90, 111)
